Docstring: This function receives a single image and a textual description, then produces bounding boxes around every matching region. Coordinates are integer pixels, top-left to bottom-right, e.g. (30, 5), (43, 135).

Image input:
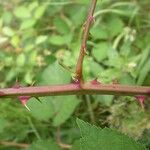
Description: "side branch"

(75, 0), (97, 82)
(0, 84), (150, 98)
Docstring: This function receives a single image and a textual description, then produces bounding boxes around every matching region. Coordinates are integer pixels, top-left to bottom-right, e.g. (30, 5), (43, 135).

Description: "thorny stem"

(75, 0), (97, 83)
(0, 83), (150, 98)
(0, 0), (149, 100)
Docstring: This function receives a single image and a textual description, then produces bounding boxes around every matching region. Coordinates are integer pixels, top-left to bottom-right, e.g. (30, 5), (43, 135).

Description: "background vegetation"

(0, 0), (150, 149)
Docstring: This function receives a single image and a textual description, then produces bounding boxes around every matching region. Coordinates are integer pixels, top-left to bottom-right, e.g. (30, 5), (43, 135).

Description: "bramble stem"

(0, 83), (150, 98)
(0, 0), (149, 101)
(75, 0), (97, 83)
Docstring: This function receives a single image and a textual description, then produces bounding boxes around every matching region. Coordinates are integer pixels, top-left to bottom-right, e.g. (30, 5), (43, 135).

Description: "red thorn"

(135, 95), (146, 108)
(73, 79), (81, 88)
(18, 96), (31, 111)
(88, 15), (94, 22)
(18, 96), (30, 104)
(12, 81), (32, 110)
(90, 78), (101, 85)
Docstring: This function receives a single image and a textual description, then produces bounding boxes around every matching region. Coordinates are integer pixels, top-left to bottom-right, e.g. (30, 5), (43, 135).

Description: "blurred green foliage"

(0, 0), (150, 149)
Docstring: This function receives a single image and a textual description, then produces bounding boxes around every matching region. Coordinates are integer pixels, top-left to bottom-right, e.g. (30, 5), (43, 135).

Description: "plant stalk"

(0, 83), (149, 98)
(75, 0), (97, 83)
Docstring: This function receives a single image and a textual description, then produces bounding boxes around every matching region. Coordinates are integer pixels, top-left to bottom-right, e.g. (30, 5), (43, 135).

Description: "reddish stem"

(75, 0), (97, 83)
(0, 83), (149, 98)
(0, 0), (149, 102)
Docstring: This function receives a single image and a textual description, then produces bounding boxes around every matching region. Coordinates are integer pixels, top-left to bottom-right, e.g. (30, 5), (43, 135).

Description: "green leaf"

(65, 6), (86, 27)
(28, 140), (61, 150)
(2, 26), (15, 37)
(76, 118), (100, 138)
(106, 16), (124, 37)
(52, 96), (79, 126)
(71, 140), (81, 150)
(28, 96), (79, 126)
(107, 47), (123, 68)
(14, 6), (31, 19)
(41, 62), (80, 126)
(39, 61), (71, 85)
(24, 71), (33, 84)
(49, 34), (72, 46)
(34, 5), (46, 19)
(35, 35), (47, 45)
(120, 41), (131, 57)
(28, 1), (38, 12)
(5, 69), (16, 82)
(29, 62), (79, 126)
(16, 53), (26, 67)
(137, 46), (150, 74)
(28, 50), (37, 65)
(91, 26), (108, 40)
(54, 17), (70, 34)
(0, 118), (7, 133)
(27, 97), (55, 121)
(137, 58), (150, 85)
(20, 19), (36, 30)
(77, 119), (146, 150)
(89, 60), (103, 77)
(11, 35), (20, 47)
(99, 68), (121, 83)
(2, 11), (13, 25)
(92, 42), (110, 62)
(120, 73), (135, 85)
